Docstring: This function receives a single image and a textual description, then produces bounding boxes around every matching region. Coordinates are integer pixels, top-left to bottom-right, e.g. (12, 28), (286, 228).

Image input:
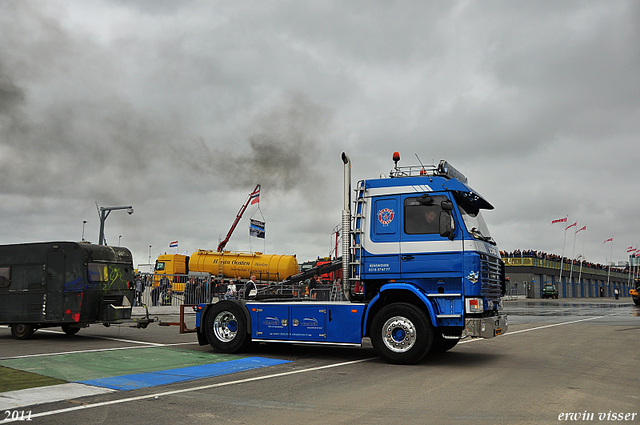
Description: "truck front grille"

(480, 254), (503, 301)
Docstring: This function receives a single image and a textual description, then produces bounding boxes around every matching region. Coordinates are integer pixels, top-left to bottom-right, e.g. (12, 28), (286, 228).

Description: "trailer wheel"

(62, 325), (80, 335)
(11, 324), (34, 340)
(204, 301), (250, 354)
(370, 303), (432, 364)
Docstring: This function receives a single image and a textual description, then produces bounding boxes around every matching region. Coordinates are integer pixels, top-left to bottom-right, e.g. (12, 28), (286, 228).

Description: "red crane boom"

(217, 184), (260, 252)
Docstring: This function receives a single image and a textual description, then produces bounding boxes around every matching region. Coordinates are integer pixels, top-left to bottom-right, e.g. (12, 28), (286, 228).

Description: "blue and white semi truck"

(195, 152), (507, 364)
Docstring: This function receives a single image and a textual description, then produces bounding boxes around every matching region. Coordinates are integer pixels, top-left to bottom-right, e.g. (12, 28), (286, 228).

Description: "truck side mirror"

(439, 211), (455, 240)
(441, 200), (454, 211)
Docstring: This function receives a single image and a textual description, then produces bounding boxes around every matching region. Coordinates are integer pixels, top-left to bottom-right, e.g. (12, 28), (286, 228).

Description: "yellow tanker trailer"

(189, 250), (298, 282)
(153, 250), (298, 291)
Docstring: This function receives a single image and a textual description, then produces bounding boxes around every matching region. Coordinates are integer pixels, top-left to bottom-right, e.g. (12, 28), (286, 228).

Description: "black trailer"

(0, 241), (136, 339)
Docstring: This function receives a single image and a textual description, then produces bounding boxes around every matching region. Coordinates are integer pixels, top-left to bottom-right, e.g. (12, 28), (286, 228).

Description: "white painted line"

(458, 315), (606, 344)
(0, 383), (115, 411)
(2, 357), (378, 423)
(1, 345), (155, 361)
(36, 328), (167, 347)
(0, 341), (198, 361)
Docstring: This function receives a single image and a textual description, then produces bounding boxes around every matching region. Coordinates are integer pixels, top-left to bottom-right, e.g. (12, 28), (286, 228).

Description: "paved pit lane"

(1, 299), (639, 425)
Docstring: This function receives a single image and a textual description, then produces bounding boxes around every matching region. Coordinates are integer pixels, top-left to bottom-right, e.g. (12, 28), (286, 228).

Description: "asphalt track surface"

(1, 298), (639, 425)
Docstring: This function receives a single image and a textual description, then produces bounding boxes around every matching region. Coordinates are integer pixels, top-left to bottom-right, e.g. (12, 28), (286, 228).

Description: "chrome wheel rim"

(381, 315), (417, 353)
(213, 311), (238, 342)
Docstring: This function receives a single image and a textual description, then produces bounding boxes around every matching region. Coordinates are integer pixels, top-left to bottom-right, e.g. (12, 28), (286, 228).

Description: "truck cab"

(351, 157), (506, 355)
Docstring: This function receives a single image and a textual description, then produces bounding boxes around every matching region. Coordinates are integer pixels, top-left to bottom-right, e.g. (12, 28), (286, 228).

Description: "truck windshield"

(456, 199), (495, 245)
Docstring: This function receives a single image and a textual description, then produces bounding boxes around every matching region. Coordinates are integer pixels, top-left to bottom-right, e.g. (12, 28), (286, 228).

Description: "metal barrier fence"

(132, 273), (347, 307)
(502, 256), (629, 279)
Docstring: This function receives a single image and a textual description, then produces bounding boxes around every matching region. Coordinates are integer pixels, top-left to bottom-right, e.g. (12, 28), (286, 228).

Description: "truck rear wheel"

(204, 301), (250, 353)
(11, 324), (34, 340)
(62, 324), (80, 335)
(370, 303), (433, 365)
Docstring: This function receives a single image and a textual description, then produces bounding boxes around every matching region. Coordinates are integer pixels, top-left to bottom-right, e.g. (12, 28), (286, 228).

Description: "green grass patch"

(0, 365), (66, 393)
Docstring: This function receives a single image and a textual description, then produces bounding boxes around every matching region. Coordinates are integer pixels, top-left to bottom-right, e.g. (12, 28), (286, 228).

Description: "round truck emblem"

(378, 208), (395, 226)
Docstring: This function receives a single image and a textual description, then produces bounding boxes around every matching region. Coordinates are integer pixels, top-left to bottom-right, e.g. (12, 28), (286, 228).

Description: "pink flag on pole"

(565, 221), (577, 230)
(603, 237), (613, 244)
(575, 225), (586, 233)
(551, 217), (568, 224)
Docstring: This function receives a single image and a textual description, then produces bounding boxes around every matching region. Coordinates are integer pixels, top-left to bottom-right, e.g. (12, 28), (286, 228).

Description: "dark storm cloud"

(0, 2), (190, 204)
(2, 0), (640, 265)
(172, 92), (333, 191)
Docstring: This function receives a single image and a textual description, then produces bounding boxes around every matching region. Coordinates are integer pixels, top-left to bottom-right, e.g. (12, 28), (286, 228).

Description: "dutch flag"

(169, 241), (178, 248)
(250, 186), (260, 205)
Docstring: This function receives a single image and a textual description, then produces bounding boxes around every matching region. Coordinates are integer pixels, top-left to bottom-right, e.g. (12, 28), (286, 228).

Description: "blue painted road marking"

(78, 357), (291, 391)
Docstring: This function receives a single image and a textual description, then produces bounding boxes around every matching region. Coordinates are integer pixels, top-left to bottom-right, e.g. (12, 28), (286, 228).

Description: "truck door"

(365, 197), (401, 278)
(399, 194), (464, 285)
(45, 250), (65, 321)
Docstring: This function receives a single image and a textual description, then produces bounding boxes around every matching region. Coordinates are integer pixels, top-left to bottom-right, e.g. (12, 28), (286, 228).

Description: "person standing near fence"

(225, 279), (236, 299)
(135, 275), (143, 306)
(308, 274), (318, 299)
(244, 275), (258, 299)
(184, 277), (194, 304)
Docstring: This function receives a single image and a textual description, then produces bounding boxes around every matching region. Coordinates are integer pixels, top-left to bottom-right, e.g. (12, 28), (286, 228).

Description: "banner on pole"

(249, 219), (265, 239)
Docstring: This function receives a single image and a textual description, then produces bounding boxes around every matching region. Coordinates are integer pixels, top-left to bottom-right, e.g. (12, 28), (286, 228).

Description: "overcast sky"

(1, 1), (639, 270)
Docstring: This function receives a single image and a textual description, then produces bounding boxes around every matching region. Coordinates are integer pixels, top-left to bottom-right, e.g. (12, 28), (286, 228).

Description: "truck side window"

(404, 196), (446, 235)
(87, 263), (108, 283)
(0, 266), (10, 287)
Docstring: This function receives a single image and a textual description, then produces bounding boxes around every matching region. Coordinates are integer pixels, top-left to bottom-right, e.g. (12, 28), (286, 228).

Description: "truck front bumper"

(464, 314), (507, 338)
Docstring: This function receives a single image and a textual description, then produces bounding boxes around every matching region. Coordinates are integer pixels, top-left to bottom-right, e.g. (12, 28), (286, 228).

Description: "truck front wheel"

(370, 303), (433, 365)
(204, 301), (250, 354)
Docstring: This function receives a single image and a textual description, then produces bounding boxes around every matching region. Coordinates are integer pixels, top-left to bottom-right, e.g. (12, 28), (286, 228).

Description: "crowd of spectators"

(501, 249), (629, 273)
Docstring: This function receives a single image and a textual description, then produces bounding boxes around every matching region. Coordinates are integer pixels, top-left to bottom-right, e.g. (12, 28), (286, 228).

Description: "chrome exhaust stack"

(341, 152), (352, 301)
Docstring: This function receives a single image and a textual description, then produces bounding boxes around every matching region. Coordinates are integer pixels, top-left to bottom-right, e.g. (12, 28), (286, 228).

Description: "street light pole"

(97, 205), (134, 246)
(82, 220), (87, 241)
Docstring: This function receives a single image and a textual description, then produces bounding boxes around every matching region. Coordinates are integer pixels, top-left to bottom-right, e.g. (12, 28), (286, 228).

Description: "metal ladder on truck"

(348, 180), (366, 297)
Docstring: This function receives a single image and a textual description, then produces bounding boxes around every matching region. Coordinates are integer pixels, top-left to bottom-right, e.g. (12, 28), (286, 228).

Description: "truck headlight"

(465, 298), (484, 314)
